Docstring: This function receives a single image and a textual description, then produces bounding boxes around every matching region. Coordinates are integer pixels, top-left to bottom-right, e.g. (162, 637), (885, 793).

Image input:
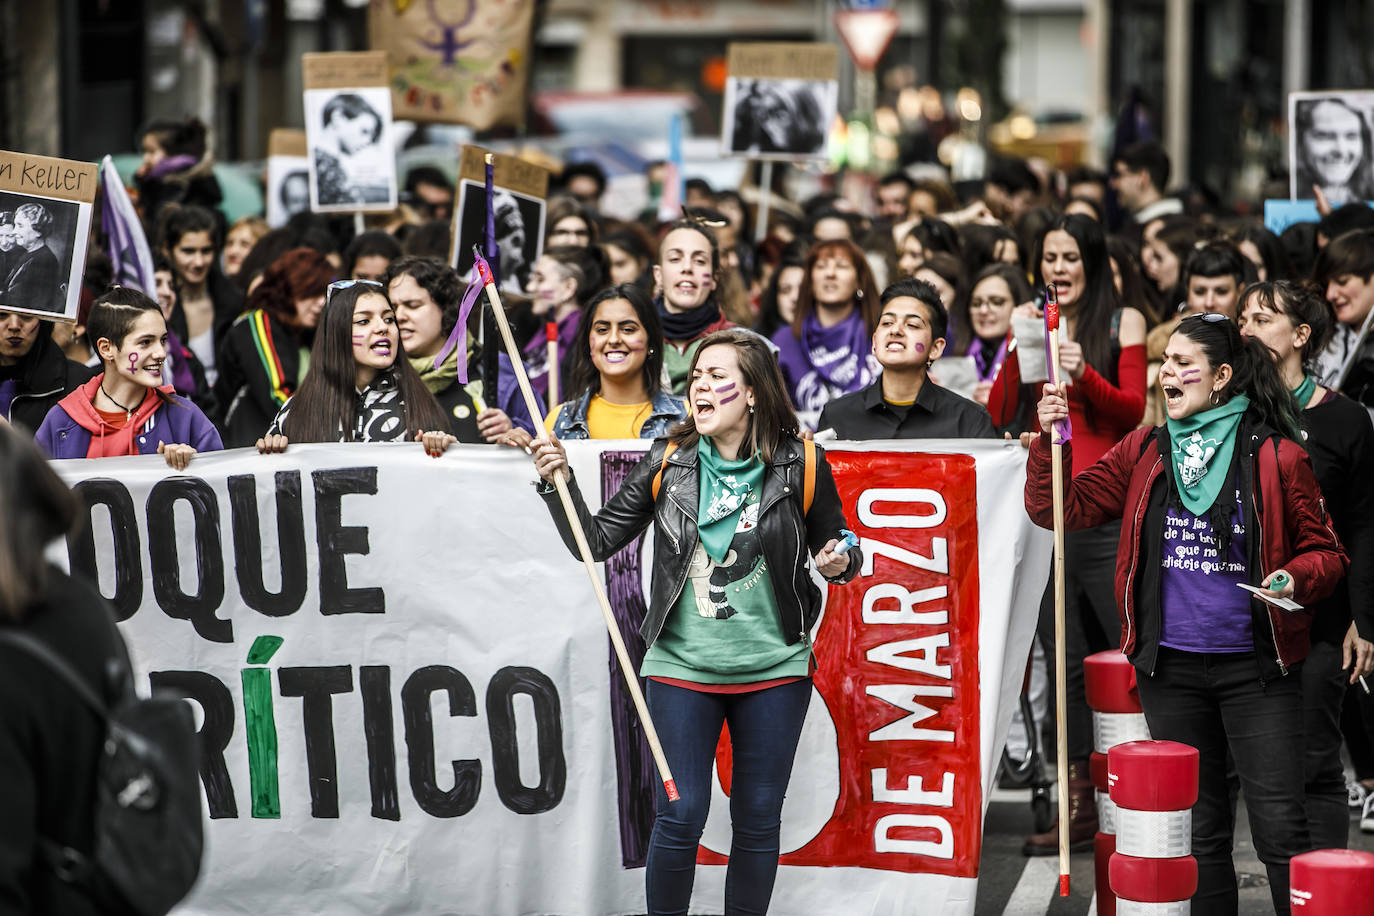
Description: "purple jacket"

(35, 395), (223, 460)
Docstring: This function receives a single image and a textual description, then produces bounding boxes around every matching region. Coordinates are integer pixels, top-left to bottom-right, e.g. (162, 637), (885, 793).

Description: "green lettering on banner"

(243, 635), (285, 818)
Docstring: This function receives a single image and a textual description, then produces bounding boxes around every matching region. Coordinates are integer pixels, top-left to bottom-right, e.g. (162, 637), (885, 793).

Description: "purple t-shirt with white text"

(1159, 494), (1253, 653)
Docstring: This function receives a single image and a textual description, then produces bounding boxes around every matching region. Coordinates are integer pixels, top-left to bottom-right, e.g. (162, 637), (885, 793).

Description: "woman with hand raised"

(526, 329), (860, 916)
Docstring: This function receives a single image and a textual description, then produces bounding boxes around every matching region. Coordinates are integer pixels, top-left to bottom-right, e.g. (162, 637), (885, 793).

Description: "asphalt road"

(974, 779), (1374, 915)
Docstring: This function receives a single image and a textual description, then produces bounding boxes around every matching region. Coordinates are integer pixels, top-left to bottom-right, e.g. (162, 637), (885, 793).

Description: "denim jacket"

(550, 389), (687, 440)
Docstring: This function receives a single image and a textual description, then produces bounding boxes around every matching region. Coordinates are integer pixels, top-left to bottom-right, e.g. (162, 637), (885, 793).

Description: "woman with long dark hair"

(1028, 312), (1346, 913)
(526, 329), (860, 916)
(771, 238), (881, 427)
(255, 280), (452, 454)
(751, 244), (805, 340)
(535, 285), (686, 440)
(1238, 280), (1374, 850)
(989, 213), (1147, 855)
(213, 248), (336, 448)
(155, 204), (243, 388)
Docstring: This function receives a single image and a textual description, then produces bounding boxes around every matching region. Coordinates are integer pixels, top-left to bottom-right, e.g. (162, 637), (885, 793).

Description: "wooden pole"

(1046, 288), (1071, 896)
(754, 160), (774, 244)
(476, 238), (679, 803)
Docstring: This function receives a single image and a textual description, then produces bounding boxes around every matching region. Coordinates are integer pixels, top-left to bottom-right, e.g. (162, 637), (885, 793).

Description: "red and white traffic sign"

(833, 9), (900, 72)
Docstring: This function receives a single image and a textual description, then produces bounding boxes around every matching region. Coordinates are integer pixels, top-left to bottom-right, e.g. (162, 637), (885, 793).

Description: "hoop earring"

(1209, 388), (1222, 406)
(856, 289), (864, 300)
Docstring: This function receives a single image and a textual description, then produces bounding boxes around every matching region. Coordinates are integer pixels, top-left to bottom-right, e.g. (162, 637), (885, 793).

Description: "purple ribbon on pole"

(431, 250), (493, 384)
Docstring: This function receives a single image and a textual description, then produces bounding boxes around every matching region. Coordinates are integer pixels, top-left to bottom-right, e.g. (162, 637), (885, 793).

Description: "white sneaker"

(1350, 780), (1370, 809)
(1361, 793), (1374, 834)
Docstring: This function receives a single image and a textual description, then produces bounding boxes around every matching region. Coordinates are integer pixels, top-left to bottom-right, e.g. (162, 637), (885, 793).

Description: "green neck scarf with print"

(696, 436), (764, 563)
(1165, 394), (1249, 515)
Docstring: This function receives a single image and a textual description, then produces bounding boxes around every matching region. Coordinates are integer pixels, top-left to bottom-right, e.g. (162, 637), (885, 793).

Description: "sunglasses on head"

(1185, 312), (1229, 323)
(326, 278), (383, 302)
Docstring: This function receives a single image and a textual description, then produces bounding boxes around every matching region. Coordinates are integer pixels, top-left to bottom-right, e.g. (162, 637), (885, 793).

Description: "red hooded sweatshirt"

(55, 376), (172, 458)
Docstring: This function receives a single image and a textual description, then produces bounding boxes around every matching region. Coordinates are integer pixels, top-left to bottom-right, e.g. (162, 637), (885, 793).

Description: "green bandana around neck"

(696, 436), (764, 563)
(1291, 374), (1317, 411)
(1165, 393), (1250, 515)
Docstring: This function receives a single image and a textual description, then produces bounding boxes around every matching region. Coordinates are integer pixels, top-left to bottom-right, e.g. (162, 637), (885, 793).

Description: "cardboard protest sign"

(302, 52), (398, 214)
(265, 129), (310, 228)
(50, 439), (1048, 915)
(1289, 90), (1374, 205)
(370, 0), (535, 130)
(721, 43), (839, 161)
(0, 149), (96, 321)
(450, 146), (548, 295)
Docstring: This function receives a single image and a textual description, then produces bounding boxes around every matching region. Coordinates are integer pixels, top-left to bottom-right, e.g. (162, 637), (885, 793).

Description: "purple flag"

(99, 155), (157, 296)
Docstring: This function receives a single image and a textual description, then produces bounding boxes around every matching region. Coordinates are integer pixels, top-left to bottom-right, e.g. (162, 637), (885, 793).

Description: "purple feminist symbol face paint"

(128, 353), (139, 374)
(716, 382), (740, 405)
(1179, 369), (1202, 384)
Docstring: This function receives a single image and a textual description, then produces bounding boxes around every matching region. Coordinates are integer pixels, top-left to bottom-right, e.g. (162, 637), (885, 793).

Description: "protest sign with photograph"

(0, 149), (96, 322)
(1288, 90), (1374, 205)
(720, 43), (839, 161)
(302, 52), (398, 214)
(450, 146), (548, 296)
(266, 129), (311, 228)
(370, 0), (535, 130)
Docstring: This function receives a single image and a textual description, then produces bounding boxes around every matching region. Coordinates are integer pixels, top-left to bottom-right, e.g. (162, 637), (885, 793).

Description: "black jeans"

(1036, 521), (1122, 761)
(644, 678), (811, 916)
(1302, 639), (1349, 850)
(1137, 648), (1308, 916)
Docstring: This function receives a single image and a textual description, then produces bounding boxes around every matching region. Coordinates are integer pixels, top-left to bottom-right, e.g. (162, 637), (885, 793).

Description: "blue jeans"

(644, 678), (811, 916)
(1137, 649), (1308, 916)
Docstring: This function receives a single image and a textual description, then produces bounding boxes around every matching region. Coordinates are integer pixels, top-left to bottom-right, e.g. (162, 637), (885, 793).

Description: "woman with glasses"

(255, 278), (452, 455)
(212, 248), (335, 448)
(955, 263), (1030, 409)
(1028, 311), (1346, 914)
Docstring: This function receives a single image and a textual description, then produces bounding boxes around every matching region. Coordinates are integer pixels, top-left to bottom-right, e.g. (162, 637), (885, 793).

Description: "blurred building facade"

(1, 0), (1370, 204)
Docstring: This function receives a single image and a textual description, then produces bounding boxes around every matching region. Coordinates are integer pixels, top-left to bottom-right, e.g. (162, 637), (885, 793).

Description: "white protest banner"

(49, 439), (1049, 915)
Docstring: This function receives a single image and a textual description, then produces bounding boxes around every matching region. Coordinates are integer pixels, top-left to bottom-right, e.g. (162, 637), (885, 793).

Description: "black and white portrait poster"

(450, 147), (549, 297)
(1289, 90), (1374, 205)
(265, 128), (311, 228)
(721, 43), (839, 161)
(0, 150), (96, 322)
(302, 52), (398, 213)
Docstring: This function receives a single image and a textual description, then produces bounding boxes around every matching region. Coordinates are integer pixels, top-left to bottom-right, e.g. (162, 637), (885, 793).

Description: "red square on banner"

(784, 450), (982, 875)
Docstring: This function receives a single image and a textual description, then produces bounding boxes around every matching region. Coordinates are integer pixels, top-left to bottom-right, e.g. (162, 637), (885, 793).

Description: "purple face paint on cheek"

(1180, 369), (1202, 383)
(913, 342), (926, 354)
(128, 353), (139, 373)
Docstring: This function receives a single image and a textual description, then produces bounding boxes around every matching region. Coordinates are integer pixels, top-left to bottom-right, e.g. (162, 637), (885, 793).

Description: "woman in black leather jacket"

(529, 328), (861, 916)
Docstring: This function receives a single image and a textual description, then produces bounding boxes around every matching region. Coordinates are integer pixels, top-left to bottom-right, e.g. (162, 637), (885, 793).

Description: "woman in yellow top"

(509, 285), (687, 443)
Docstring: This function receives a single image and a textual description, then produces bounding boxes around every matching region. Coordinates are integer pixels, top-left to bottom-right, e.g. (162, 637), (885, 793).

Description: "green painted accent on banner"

(246, 635), (284, 665)
(243, 637), (283, 818)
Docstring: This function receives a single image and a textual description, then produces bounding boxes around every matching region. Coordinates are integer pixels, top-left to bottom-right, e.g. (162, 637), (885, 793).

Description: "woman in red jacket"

(1028, 313), (1347, 915)
(990, 213), (1147, 854)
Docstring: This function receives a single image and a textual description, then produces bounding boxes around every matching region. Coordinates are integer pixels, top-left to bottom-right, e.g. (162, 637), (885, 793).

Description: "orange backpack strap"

(802, 438), (816, 515)
(651, 441), (678, 501)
